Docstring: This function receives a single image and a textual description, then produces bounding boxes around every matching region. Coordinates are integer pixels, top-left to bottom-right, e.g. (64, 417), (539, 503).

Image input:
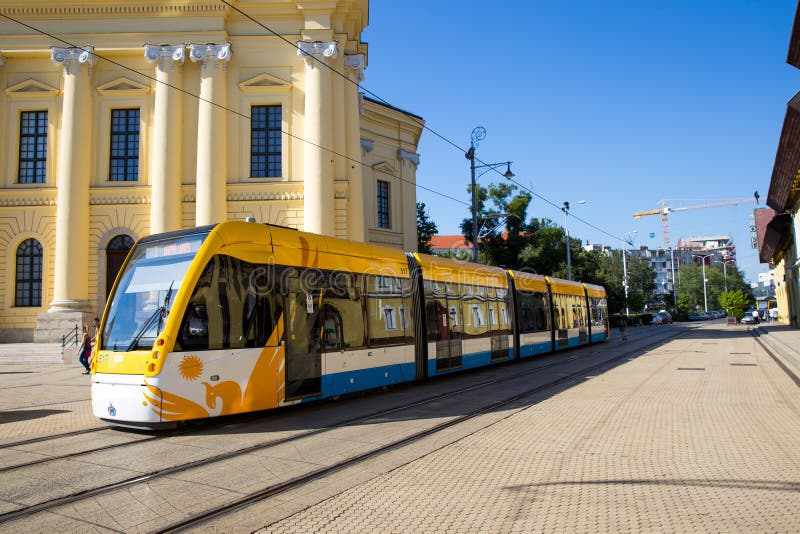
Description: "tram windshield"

(102, 233), (207, 352)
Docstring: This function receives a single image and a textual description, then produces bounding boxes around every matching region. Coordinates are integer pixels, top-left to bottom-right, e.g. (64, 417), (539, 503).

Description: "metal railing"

(61, 324), (80, 355)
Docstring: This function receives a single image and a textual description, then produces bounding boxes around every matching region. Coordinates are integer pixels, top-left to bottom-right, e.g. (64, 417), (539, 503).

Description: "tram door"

(425, 282), (463, 372)
(284, 272), (322, 399)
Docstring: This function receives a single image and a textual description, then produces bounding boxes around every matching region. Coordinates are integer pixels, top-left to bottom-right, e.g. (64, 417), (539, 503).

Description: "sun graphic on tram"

(179, 355), (204, 381)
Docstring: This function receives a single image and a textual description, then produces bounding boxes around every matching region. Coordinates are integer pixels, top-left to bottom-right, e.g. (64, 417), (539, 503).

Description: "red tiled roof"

(430, 235), (470, 249)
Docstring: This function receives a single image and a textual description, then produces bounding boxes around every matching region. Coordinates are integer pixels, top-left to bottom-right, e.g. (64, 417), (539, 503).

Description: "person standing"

(77, 326), (92, 374)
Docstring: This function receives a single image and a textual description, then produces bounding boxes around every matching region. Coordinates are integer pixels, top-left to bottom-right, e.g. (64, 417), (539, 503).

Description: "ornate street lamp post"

(465, 126), (514, 263)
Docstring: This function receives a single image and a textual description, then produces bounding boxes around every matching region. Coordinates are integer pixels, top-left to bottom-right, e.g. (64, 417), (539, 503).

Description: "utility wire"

(0, 10), (469, 208)
(218, 0), (628, 243)
(218, 0), (466, 155)
(2, 6), (626, 238)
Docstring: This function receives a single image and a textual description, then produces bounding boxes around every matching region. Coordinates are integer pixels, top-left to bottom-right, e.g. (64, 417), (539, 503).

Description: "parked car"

(688, 312), (702, 321)
(652, 311), (671, 325)
(741, 314), (758, 325)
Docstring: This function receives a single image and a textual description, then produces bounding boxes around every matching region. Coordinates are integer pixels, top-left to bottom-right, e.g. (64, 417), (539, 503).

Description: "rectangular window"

(377, 180), (390, 229)
(382, 307), (397, 330)
(488, 307), (496, 327)
(449, 306), (459, 326)
(472, 305), (484, 328)
(18, 111), (48, 184)
(251, 105), (282, 178)
(109, 108), (140, 181)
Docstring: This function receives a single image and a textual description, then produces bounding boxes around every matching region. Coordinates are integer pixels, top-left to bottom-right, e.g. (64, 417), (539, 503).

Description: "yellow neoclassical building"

(0, 1), (424, 342)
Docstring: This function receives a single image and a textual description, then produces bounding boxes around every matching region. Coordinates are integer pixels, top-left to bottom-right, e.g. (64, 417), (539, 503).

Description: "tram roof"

(265, 224), (410, 275)
(545, 277), (586, 296)
(509, 270), (548, 293)
(583, 283), (607, 298)
(413, 253), (508, 288)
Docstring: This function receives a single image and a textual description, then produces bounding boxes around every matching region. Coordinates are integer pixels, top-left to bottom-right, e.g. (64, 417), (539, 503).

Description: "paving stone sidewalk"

(258, 323), (800, 533)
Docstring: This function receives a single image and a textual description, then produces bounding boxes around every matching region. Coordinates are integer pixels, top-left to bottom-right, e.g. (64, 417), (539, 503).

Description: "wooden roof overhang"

(767, 91), (800, 214)
(787, 1), (800, 69)
(759, 214), (793, 265)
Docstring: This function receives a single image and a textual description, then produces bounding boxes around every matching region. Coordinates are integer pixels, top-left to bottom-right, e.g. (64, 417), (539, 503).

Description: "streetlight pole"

(723, 261), (728, 292)
(621, 231), (637, 316)
(465, 126), (514, 263)
(467, 127), (485, 263)
(692, 254), (709, 313)
(562, 200), (586, 280)
(563, 201), (571, 280)
(702, 260), (708, 313)
(670, 247), (678, 314)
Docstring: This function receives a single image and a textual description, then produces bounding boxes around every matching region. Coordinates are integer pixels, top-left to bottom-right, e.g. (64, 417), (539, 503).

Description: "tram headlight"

(145, 336), (171, 377)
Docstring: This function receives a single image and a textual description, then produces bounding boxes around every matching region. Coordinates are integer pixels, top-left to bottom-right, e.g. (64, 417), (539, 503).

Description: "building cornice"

(0, 3), (227, 17)
(0, 190), (57, 207)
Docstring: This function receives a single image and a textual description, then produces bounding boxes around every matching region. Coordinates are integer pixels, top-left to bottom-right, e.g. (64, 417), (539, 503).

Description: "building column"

(189, 43), (230, 226)
(145, 44), (185, 234)
(298, 40), (337, 236)
(399, 149), (421, 251)
(344, 53), (365, 242)
(49, 47), (95, 313)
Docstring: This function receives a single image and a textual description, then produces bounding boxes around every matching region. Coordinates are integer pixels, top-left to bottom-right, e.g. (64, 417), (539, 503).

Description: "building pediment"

(239, 73), (292, 93)
(97, 77), (150, 96)
(5, 79), (59, 98)
(372, 161), (397, 176)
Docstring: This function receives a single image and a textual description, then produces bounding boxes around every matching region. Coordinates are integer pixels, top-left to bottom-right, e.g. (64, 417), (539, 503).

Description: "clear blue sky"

(362, 0), (798, 283)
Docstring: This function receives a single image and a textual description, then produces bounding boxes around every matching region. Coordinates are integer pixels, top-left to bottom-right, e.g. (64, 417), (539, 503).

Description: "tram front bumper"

(91, 374), (163, 426)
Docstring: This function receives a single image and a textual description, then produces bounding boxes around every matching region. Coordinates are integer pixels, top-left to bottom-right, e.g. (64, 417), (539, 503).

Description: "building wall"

(0, 1), (423, 341)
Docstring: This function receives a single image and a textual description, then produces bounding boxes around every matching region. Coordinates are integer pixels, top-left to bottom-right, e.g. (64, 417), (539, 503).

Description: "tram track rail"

(158, 327), (688, 532)
(0, 327), (684, 530)
(0, 336), (608, 471)
(0, 327), (672, 474)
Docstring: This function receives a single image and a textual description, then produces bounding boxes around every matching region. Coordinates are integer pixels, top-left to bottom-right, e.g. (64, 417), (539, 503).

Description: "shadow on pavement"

(0, 409), (71, 424)
(505, 478), (800, 493)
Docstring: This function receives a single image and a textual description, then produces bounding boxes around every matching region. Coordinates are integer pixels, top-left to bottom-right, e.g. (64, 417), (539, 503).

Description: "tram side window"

(590, 297), (608, 326)
(366, 275), (412, 346)
(517, 290), (550, 333)
(177, 256), (279, 352)
(446, 282), (464, 338)
(425, 280), (448, 342)
(463, 284), (489, 338)
(321, 271), (366, 351)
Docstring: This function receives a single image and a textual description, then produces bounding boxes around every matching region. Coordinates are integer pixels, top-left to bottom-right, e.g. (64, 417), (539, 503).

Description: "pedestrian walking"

(617, 317), (627, 342)
(77, 326), (92, 374)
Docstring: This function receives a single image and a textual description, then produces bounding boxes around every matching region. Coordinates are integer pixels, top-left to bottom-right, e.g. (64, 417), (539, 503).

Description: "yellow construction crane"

(632, 195), (758, 248)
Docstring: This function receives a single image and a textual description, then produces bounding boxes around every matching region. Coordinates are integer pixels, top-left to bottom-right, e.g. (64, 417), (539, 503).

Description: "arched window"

(106, 235), (134, 299)
(15, 239), (43, 307)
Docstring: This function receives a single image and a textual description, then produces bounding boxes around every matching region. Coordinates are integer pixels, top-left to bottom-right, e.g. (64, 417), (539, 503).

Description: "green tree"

(416, 202), (438, 254)
(719, 289), (749, 319)
(675, 264), (706, 313)
(460, 182), (531, 266)
(675, 262), (753, 313)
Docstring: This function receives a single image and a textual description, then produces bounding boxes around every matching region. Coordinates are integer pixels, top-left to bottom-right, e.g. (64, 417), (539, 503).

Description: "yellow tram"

(91, 221), (608, 428)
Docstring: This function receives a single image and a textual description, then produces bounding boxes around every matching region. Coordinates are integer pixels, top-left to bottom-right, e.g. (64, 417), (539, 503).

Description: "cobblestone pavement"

(1, 323), (799, 533)
(256, 323), (800, 533)
(0, 352), (96, 443)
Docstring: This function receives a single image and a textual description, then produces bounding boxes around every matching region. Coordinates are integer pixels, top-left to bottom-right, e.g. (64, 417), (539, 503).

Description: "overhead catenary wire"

(0, 10), (468, 208)
(1, 5), (626, 240)
(218, 0), (630, 244)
